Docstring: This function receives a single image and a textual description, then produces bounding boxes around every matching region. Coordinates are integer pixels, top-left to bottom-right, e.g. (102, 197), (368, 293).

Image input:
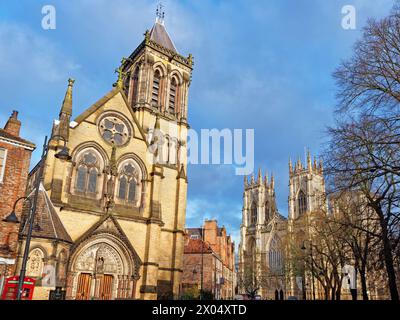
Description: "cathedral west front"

(238, 152), (326, 300)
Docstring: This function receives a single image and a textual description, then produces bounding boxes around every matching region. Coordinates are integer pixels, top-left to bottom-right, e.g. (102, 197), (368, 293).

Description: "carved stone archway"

(66, 233), (140, 300)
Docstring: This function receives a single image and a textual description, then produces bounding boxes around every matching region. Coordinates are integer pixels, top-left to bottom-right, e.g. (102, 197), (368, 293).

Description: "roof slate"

(20, 184), (72, 243)
(149, 22), (178, 53)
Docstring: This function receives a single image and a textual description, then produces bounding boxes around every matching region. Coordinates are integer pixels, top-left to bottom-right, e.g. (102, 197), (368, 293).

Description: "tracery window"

(26, 248), (44, 278)
(268, 236), (283, 273)
(265, 201), (270, 221)
(75, 150), (102, 195)
(116, 161), (142, 205)
(99, 115), (130, 146)
(250, 203), (257, 225)
(298, 190), (307, 216)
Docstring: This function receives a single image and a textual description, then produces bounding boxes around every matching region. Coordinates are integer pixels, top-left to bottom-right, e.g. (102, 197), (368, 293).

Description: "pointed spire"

(313, 156), (317, 171)
(270, 173), (275, 189)
(257, 168), (262, 184)
(60, 78), (74, 117)
(250, 173), (255, 185)
(319, 158), (324, 174)
(307, 150), (312, 172)
(244, 175), (248, 187)
(264, 170), (269, 186)
(289, 158), (293, 174)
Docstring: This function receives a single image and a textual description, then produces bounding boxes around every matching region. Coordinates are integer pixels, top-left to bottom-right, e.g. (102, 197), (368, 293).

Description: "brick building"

(182, 220), (236, 299)
(0, 111), (35, 294)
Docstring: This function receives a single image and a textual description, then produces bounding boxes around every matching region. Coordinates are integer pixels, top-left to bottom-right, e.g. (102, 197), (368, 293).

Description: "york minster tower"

(238, 169), (287, 299)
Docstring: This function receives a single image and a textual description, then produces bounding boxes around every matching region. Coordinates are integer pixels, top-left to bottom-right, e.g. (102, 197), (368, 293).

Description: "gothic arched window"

(26, 248), (44, 278)
(168, 77), (178, 114)
(132, 67), (140, 104)
(265, 201), (270, 221)
(75, 151), (100, 194)
(268, 236), (283, 273)
(152, 69), (161, 108)
(298, 190), (307, 216)
(250, 203), (257, 225)
(117, 162), (140, 204)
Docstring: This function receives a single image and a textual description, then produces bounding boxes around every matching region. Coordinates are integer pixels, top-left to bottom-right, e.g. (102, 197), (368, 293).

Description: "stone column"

(65, 272), (76, 300)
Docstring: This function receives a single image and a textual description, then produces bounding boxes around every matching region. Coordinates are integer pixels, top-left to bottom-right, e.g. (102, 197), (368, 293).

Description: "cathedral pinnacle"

(264, 170), (269, 186)
(244, 175), (248, 187)
(257, 168), (262, 184)
(307, 150), (312, 172)
(289, 158), (293, 174)
(250, 174), (255, 184)
(270, 173), (275, 189)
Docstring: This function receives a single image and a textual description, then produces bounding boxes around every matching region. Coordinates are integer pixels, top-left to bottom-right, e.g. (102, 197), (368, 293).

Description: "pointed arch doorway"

(66, 233), (141, 300)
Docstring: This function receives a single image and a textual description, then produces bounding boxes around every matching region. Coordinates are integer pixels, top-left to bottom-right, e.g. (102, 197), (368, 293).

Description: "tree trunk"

(359, 268), (369, 301)
(376, 205), (399, 300)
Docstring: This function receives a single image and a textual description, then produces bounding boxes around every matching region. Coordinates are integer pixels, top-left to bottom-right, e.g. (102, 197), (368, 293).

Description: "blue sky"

(0, 0), (394, 245)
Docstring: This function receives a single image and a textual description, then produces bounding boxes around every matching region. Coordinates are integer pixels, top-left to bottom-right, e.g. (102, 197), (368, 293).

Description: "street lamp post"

(13, 135), (71, 300)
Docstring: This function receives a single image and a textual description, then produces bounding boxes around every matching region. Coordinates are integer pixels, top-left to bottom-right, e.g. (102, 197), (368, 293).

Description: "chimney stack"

(4, 110), (21, 137)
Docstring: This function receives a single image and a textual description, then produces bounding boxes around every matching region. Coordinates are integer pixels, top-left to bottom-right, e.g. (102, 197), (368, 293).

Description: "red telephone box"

(1, 276), (36, 300)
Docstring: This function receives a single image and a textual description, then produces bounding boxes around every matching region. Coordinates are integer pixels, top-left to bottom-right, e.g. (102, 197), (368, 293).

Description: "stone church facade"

(15, 16), (193, 300)
(238, 153), (325, 299)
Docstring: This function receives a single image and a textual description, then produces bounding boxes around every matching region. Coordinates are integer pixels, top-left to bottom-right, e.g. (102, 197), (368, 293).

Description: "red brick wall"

(0, 140), (33, 273)
(182, 253), (216, 294)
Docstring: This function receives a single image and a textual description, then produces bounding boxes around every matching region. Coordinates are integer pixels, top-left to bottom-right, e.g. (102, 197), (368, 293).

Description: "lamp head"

(55, 146), (72, 161)
(3, 211), (19, 223)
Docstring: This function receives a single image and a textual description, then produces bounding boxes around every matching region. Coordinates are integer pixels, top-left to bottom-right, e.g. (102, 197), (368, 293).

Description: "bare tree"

(333, 4), (400, 114)
(324, 114), (400, 300)
(329, 192), (381, 300)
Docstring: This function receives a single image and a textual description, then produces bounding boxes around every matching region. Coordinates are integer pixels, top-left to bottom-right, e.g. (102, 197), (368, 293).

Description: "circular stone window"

(98, 113), (132, 146)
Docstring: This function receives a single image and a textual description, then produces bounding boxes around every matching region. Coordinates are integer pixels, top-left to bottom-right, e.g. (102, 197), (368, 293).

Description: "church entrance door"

(76, 273), (91, 300)
(99, 274), (113, 300)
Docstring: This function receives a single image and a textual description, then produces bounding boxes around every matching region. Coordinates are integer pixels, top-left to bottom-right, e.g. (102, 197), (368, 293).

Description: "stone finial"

(244, 175), (248, 187)
(319, 158), (324, 174)
(187, 53), (194, 67)
(257, 168), (262, 184)
(250, 174), (255, 184)
(114, 59), (127, 90)
(264, 170), (269, 186)
(313, 156), (317, 171)
(144, 29), (150, 43)
(289, 158), (293, 174)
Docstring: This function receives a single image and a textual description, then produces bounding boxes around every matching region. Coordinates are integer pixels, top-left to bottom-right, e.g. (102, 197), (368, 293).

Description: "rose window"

(99, 116), (130, 146)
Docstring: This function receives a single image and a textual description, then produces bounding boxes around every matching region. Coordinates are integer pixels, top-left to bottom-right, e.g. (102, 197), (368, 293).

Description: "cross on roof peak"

(156, 3), (165, 25)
